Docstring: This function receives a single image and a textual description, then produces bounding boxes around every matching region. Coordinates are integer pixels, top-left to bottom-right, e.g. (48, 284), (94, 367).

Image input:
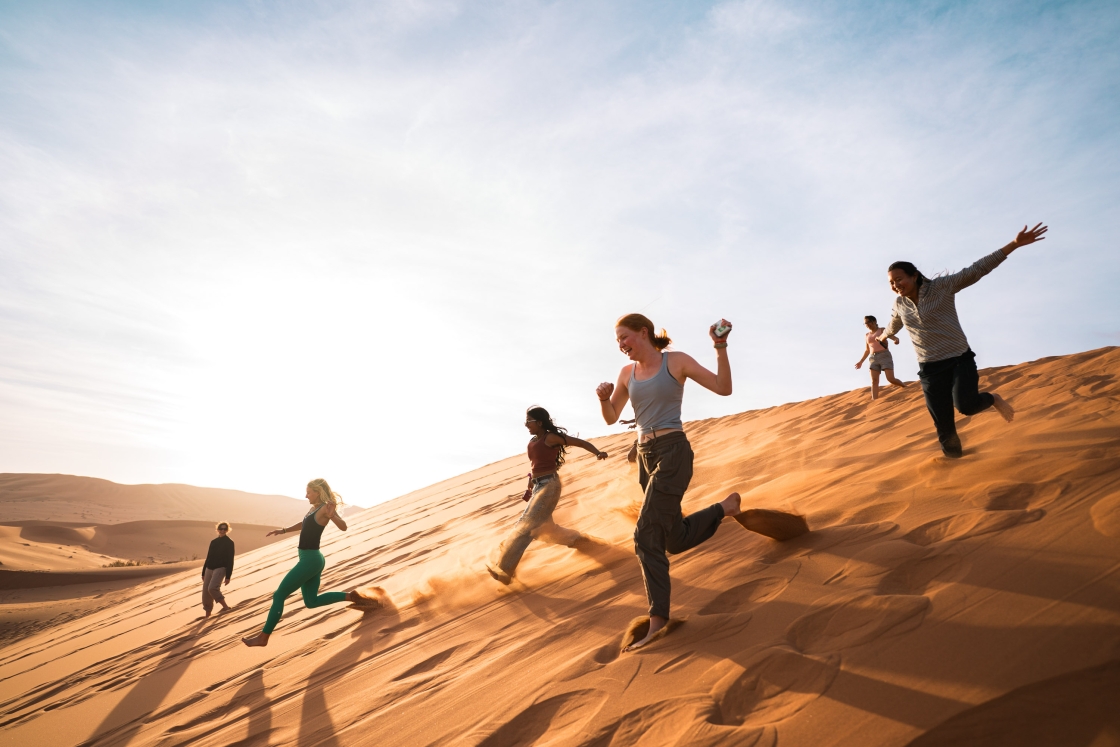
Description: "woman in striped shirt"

(879, 223), (1047, 458)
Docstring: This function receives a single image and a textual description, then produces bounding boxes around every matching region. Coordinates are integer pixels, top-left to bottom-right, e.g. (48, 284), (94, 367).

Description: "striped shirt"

(884, 249), (1007, 363)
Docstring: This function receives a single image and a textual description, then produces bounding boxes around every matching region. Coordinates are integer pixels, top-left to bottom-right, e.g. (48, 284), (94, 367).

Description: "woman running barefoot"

(242, 479), (376, 647)
(487, 406), (609, 584)
(596, 314), (742, 651)
(880, 223), (1047, 458)
(855, 315), (906, 400)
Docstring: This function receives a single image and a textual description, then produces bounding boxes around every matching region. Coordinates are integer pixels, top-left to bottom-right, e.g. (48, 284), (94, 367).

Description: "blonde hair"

(216, 521), (231, 532)
(307, 478), (343, 507)
(616, 313), (672, 350)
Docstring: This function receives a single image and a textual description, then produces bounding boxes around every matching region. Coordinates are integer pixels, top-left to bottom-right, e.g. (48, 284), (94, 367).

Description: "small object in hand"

(713, 320), (731, 338)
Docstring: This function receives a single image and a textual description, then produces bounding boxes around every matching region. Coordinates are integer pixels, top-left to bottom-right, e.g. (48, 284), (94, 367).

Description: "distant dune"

(0, 347), (1117, 746)
(0, 520), (287, 572)
(0, 474), (306, 525)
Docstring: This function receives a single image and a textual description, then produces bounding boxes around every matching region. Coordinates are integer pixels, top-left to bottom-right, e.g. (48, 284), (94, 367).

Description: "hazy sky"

(2, 0), (1118, 506)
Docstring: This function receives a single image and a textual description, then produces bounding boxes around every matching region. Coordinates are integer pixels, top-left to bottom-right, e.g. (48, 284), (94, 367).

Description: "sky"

(1, 0), (1118, 506)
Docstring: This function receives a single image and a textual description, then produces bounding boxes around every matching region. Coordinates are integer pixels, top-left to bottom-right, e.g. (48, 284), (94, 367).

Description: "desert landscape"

(0, 346), (1118, 746)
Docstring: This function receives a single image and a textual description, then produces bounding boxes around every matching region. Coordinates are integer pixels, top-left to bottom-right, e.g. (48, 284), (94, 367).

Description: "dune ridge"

(0, 347), (1117, 746)
(0, 475), (306, 525)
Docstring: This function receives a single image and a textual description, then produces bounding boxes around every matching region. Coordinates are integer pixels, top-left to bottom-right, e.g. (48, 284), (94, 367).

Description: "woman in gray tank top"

(596, 313), (743, 651)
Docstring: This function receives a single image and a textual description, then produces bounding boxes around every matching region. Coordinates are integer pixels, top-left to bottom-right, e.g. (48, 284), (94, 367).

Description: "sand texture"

(0, 347), (1118, 746)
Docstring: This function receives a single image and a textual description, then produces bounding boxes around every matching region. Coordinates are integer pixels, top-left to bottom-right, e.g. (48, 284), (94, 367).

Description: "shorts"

(869, 350), (894, 372)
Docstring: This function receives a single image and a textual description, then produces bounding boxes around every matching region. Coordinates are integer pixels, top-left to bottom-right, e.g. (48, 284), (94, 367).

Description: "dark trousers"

(635, 431), (725, 619)
(917, 349), (994, 456)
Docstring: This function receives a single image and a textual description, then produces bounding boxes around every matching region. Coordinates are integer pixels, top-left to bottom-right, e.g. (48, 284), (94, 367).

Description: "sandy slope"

(0, 347), (1118, 747)
(0, 475), (307, 525)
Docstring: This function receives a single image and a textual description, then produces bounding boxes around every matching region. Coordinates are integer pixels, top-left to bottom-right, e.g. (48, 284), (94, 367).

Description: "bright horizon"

(2, 1), (1118, 507)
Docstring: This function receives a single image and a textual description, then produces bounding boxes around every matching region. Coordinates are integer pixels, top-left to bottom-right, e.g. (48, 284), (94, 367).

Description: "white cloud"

(1, 0), (1117, 504)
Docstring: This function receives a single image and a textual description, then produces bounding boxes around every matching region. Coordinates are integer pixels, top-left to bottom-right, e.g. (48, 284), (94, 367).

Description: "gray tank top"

(628, 352), (684, 438)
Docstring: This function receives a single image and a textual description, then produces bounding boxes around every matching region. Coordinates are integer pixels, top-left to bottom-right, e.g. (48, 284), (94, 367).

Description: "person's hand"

(1013, 222), (1048, 247)
(596, 382), (614, 401)
(266, 529), (282, 537)
(595, 450), (609, 460)
(224, 577), (230, 585)
(709, 319), (733, 342)
(855, 362), (862, 369)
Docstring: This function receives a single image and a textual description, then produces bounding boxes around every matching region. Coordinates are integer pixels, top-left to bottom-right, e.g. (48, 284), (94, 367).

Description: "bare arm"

(596, 367), (631, 425)
(887, 334), (900, 344)
(546, 433), (608, 460)
(676, 322), (733, 395)
(320, 503), (348, 532)
(266, 522), (302, 537)
(855, 342), (869, 369)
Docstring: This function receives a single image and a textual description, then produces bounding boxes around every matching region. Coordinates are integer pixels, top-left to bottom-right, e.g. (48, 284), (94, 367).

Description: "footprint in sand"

(706, 647), (841, 727)
(575, 695), (775, 747)
(1090, 492), (1120, 538)
(473, 689), (608, 747)
(903, 509), (1044, 547)
(965, 481), (1065, 512)
(786, 594), (930, 655)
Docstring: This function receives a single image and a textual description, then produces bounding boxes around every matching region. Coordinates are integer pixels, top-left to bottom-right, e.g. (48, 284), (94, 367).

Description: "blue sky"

(1, 0), (1117, 505)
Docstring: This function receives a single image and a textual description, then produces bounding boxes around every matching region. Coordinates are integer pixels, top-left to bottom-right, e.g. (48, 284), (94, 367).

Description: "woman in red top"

(487, 406), (608, 584)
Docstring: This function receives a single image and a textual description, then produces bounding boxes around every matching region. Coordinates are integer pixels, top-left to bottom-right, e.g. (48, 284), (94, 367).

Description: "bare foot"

(992, 393), (1014, 423)
(719, 492), (742, 518)
(622, 618), (663, 649)
(218, 604), (232, 614)
(241, 633), (269, 647)
(348, 590), (382, 608)
(203, 610), (211, 619)
(486, 565), (512, 585)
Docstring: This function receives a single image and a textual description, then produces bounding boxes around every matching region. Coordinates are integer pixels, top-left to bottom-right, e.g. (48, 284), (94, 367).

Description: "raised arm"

(677, 322), (732, 395)
(546, 433), (608, 460)
(596, 367), (631, 425)
(947, 223), (1048, 293)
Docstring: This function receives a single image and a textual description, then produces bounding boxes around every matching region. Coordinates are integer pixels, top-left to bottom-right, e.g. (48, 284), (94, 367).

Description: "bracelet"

(713, 342), (728, 349)
(598, 398), (609, 402)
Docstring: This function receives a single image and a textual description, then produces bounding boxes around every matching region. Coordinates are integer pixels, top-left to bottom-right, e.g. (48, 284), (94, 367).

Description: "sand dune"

(0, 474), (308, 525)
(0, 347), (1118, 746)
(0, 520), (288, 571)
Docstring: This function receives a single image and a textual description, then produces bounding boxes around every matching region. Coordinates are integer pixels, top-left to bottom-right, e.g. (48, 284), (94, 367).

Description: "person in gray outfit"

(201, 522), (234, 617)
(596, 313), (742, 651)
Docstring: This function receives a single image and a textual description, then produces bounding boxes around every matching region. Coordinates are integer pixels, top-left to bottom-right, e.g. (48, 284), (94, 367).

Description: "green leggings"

(263, 549), (348, 634)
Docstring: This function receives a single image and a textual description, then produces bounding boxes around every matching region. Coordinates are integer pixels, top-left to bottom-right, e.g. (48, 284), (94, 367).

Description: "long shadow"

(78, 619), (208, 746)
(296, 606), (400, 746)
(228, 669), (272, 746)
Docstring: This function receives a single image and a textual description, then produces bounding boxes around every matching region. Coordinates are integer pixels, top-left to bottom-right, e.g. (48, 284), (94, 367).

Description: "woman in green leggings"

(242, 478), (377, 647)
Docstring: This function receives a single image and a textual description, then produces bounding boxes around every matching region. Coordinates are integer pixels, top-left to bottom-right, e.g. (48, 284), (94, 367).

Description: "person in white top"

(855, 315), (906, 399)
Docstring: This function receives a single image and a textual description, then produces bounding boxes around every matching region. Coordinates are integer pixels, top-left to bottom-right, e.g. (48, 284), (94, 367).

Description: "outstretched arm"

(1001, 223), (1047, 257)
(596, 368), (631, 425)
(267, 522), (302, 537)
(947, 223), (1048, 293)
(546, 433), (608, 460)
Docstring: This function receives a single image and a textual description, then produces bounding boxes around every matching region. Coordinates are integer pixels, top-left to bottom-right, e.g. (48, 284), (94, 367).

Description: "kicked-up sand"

(0, 347), (1117, 746)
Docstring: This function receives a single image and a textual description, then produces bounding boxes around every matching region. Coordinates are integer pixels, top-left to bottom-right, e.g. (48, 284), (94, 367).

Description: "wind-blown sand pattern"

(0, 347), (1117, 746)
